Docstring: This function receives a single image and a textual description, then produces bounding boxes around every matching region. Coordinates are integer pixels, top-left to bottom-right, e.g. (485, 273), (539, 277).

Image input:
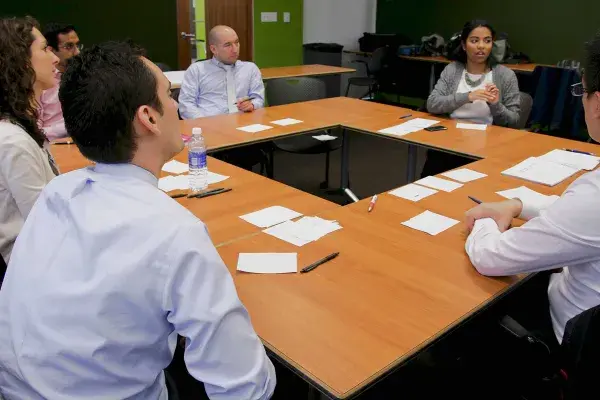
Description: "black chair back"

(0, 254), (6, 287)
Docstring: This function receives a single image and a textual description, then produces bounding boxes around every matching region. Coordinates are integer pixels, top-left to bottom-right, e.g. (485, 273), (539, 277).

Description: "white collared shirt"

(466, 170), (600, 342)
(179, 58), (265, 119)
(0, 163), (275, 400)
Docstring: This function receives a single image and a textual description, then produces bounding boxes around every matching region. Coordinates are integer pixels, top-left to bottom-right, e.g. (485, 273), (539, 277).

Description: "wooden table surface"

(398, 55), (545, 73)
(50, 96), (600, 399)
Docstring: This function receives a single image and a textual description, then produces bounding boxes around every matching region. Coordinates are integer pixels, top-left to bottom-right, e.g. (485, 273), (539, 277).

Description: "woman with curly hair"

(0, 16), (59, 264)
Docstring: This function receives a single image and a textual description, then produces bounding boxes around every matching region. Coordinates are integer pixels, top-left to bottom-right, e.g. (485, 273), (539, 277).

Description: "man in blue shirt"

(179, 25), (265, 119)
(0, 41), (276, 400)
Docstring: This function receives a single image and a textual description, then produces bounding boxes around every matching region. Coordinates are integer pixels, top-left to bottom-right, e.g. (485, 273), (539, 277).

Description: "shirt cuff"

(517, 195), (559, 221)
(465, 218), (499, 257)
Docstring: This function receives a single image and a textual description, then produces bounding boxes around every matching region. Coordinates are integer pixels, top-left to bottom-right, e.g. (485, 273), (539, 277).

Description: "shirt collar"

(210, 57), (239, 70)
(92, 163), (158, 187)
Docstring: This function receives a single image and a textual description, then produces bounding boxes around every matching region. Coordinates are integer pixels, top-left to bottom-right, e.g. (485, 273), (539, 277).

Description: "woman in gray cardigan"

(422, 20), (521, 177)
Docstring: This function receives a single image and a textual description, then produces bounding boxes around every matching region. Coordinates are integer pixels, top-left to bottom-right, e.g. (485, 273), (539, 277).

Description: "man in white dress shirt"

(464, 34), (600, 345)
(0, 41), (275, 399)
(179, 25), (265, 119)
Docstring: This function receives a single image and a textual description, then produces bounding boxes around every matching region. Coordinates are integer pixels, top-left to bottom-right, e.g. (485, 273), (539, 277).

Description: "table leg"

(340, 129), (359, 202)
(307, 386), (330, 400)
(407, 144), (417, 183)
(429, 64), (435, 93)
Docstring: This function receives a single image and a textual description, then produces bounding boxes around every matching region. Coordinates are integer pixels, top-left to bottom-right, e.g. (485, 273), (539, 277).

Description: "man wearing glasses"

(39, 23), (83, 141)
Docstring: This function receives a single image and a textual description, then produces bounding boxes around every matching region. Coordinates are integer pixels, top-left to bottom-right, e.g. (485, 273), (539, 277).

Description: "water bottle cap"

(192, 127), (202, 136)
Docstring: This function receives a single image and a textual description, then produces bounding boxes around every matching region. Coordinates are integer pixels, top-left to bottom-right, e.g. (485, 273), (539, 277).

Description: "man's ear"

(135, 105), (160, 135)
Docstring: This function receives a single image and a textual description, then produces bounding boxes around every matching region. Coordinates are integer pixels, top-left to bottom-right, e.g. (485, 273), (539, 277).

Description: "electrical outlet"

(283, 12), (291, 23)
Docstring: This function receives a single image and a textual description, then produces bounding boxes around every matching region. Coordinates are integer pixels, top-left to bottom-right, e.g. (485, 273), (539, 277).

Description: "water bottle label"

(189, 151), (207, 168)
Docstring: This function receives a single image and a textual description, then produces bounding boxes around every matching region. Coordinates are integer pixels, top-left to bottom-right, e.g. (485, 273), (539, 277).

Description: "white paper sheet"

(236, 124), (273, 133)
(158, 175), (190, 192)
(162, 160), (189, 174)
(239, 206), (303, 228)
(496, 186), (560, 203)
(271, 118), (303, 126)
(414, 176), (464, 192)
(388, 184), (438, 202)
(501, 157), (579, 186)
(164, 70), (185, 87)
(378, 118), (440, 137)
(312, 134), (338, 141)
(237, 253), (298, 274)
(401, 210), (460, 236)
(206, 171), (229, 184)
(441, 168), (488, 183)
(456, 122), (487, 131)
(263, 216), (342, 246)
(537, 149), (600, 171)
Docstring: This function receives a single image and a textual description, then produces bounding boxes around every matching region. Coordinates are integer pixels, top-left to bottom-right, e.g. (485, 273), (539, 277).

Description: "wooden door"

(176, 0), (193, 69)
(205, 0), (253, 62)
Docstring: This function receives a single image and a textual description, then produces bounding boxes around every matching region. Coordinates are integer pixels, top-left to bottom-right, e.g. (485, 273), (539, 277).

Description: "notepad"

(162, 160), (189, 174)
(237, 124), (273, 133)
(263, 217), (342, 247)
(414, 176), (464, 192)
(388, 184), (438, 202)
(239, 206), (303, 228)
(237, 253), (298, 274)
(441, 168), (487, 183)
(158, 175), (190, 192)
(496, 186), (560, 203)
(402, 210), (460, 236)
(271, 118), (303, 126)
(501, 157), (579, 186)
(312, 134), (338, 141)
(378, 118), (440, 136)
(456, 122), (487, 131)
(537, 149), (600, 171)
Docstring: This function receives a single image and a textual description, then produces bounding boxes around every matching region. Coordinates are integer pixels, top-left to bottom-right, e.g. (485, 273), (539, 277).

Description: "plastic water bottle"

(188, 127), (208, 192)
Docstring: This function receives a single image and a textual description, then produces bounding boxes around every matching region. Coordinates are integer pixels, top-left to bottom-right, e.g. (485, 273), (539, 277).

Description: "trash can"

(303, 43), (344, 97)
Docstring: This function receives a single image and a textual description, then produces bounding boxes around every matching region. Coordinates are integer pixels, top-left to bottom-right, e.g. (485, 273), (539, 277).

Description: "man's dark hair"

(456, 19), (497, 66)
(584, 33), (600, 94)
(42, 23), (75, 49)
(59, 41), (164, 163)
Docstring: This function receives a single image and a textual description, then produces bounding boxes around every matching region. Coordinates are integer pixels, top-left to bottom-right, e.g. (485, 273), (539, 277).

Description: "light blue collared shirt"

(0, 163), (275, 400)
(178, 58), (265, 119)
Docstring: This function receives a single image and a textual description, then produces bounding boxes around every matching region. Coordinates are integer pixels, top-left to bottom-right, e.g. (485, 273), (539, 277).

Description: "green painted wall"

(376, 0), (599, 64)
(0, 0), (177, 68)
(195, 0), (207, 60)
(253, 0), (303, 67)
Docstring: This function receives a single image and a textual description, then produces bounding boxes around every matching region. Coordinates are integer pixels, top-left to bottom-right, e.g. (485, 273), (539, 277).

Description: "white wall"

(303, 0), (377, 50)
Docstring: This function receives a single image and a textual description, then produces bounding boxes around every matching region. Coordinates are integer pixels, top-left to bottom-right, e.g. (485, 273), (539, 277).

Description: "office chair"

(0, 254), (6, 287)
(345, 46), (388, 99)
(517, 92), (534, 129)
(265, 77), (342, 189)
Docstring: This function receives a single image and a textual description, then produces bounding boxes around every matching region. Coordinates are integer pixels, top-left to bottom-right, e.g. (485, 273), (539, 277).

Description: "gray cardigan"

(426, 62), (521, 128)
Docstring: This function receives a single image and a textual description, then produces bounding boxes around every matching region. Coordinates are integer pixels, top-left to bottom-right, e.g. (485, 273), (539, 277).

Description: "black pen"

(399, 114), (412, 120)
(562, 148), (596, 156)
(300, 252), (339, 273)
(234, 97), (256, 104)
(188, 188), (232, 199)
(468, 196), (482, 204)
(170, 193), (186, 199)
(52, 140), (73, 145)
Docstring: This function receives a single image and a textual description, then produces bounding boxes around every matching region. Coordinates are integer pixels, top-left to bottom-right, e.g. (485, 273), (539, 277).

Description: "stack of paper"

(537, 149), (600, 171)
(441, 168), (487, 183)
(401, 210), (460, 236)
(239, 206), (303, 228)
(271, 118), (303, 126)
(158, 175), (190, 192)
(263, 216), (342, 247)
(388, 184), (438, 202)
(378, 118), (440, 137)
(237, 124), (273, 133)
(496, 186), (560, 203)
(162, 160), (189, 174)
(237, 253), (298, 274)
(414, 176), (463, 192)
(456, 122), (487, 131)
(502, 157), (579, 186)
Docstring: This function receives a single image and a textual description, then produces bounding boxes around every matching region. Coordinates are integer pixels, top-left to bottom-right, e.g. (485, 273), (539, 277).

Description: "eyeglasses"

(59, 42), (83, 52)
(571, 82), (588, 97)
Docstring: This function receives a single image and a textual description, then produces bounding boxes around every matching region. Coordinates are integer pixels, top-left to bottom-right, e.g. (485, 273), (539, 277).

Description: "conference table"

(165, 64), (356, 89)
(51, 97), (600, 399)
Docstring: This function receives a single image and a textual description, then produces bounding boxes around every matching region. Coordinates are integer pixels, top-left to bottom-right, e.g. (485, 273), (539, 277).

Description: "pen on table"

(170, 193), (186, 199)
(399, 114), (412, 120)
(562, 148), (596, 156)
(468, 196), (482, 204)
(368, 194), (378, 212)
(300, 252), (340, 274)
(188, 187), (232, 199)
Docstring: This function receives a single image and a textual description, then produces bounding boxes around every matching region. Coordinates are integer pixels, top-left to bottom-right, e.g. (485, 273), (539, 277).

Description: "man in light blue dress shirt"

(179, 25), (265, 119)
(0, 42), (275, 399)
